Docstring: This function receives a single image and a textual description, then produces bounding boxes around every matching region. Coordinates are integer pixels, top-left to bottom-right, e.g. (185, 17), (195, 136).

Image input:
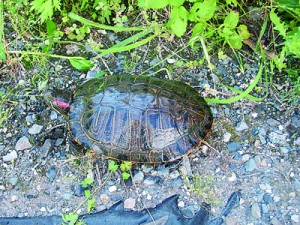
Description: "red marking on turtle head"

(54, 98), (69, 109)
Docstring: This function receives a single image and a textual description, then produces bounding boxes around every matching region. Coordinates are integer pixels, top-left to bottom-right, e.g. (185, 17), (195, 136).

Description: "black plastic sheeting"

(0, 191), (241, 225)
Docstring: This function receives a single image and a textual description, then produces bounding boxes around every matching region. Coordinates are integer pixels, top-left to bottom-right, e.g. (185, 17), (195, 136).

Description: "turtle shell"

(69, 75), (213, 163)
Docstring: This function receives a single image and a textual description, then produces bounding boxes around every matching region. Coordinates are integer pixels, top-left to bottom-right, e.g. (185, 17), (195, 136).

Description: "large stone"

(15, 136), (32, 151)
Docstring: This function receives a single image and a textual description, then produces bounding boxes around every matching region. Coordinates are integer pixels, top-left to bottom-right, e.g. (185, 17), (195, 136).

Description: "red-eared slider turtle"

(48, 75), (213, 163)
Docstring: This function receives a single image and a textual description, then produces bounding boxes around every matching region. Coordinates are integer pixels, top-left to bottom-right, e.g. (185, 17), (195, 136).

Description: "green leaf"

(108, 161), (119, 172)
(30, 0), (61, 23)
(167, 6), (188, 37)
(238, 25), (250, 40)
(80, 177), (93, 188)
(270, 10), (286, 37)
(69, 58), (93, 71)
(227, 31), (243, 49)
(122, 172), (130, 180)
(225, 0), (238, 6)
(120, 161), (132, 171)
(224, 11), (239, 29)
(87, 198), (96, 212)
(84, 190), (91, 198)
(0, 42), (6, 60)
(46, 19), (56, 37)
(191, 22), (207, 39)
(137, 0), (169, 9)
(169, 0), (185, 6)
(188, 0), (216, 22)
(285, 27), (300, 57)
(62, 212), (78, 225)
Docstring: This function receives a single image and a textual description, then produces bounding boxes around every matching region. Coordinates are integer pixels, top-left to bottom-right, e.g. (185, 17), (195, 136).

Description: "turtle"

(47, 75), (213, 163)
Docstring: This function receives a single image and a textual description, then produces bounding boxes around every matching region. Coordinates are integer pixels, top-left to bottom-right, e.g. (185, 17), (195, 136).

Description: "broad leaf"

(238, 25), (250, 40)
(188, 0), (216, 22)
(138, 0), (169, 9)
(168, 6), (188, 37)
(69, 58), (94, 71)
(224, 11), (239, 29)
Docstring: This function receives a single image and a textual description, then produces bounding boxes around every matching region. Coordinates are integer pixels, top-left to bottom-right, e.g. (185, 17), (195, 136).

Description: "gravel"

(0, 28), (299, 225)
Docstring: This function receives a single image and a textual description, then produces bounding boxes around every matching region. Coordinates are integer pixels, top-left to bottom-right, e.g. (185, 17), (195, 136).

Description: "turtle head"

(44, 90), (73, 117)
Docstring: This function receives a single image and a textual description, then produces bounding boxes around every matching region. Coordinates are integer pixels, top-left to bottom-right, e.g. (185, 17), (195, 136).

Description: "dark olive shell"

(69, 75), (213, 163)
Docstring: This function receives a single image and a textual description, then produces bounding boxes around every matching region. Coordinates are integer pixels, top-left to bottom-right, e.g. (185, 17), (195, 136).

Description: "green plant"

(183, 174), (220, 205)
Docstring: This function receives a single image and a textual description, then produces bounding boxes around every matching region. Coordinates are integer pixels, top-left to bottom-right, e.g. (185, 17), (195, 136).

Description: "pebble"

(28, 124), (43, 134)
(227, 142), (242, 153)
(41, 139), (53, 158)
(178, 200), (185, 208)
(224, 216), (238, 225)
(223, 132), (231, 142)
(62, 193), (72, 200)
(244, 158), (257, 172)
(46, 167), (57, 181)
(236, 121), (249, 131)
(251, 202), (261, 218)
(40, 207), (46, 212)
(141, 164), (153, 173)
(15, 136), (32, 151)
(157, 166), (169, 178)
(266, 118), (280, 127)
(143, 176), (160, 186)
(180, 156), (192, 176)
(50, 111), (57, 120)
(259, 183), (272, 193)
(3, 150), (18, 161)
(279, 147), (289, 154)
(169, 170), (180, 179)
(132, 171), (144, 184)
(124, 198), (136, 209)
(166, 58), (176, 64)
(273, 196), (281, 202)
(270, 218), (282, 225)
(100, 194), (109, 204)
(291, 215), (299, 223)
(9, 177), (19, 186)
(261, 204), (268, 213)
(228, 172), (237, 182)
(268, 132), (287, 144)
(109, 186), (117, 192)
(55, 138), (64, 146)
(11, 195), (18, 202)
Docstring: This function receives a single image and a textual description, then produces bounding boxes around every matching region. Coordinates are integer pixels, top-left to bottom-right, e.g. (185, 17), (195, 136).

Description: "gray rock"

(3, 150), (18, 161)
(261, 204), (268, 213)
(55, 138), (64, 146)
(180, 155), (192, 176)
(132, 171), (144, 184)
(25, 114), (36, 124)
(170, 170), (180, 179)
(143, 176), (160, 186)
(28, 124), (43, 134)
(157, 166), (169, 178)
(50, 111), (57, 120)
(291, 215), (299, 223)
(279, 147), (289, 154)
(62, 193), (72, 200)
(227, 142), (242, 153)
(244, 158), (257, 171)
(270, 218), (282, 225)
(9, 177), (19, 186)
(40, 139), (53, 158)
(46, 167), (57, 181)
(268, 132), (287, 144)
(236, 121), (249, 131)
(124, 198), (136, 209)
(291, 115), (300, 127)
(295, 137), (300, 146)
(141, 164), (153, 173)
(266, 118), (280, 127)
(251, 202), (261, 218)
(15, 136), (32, 151)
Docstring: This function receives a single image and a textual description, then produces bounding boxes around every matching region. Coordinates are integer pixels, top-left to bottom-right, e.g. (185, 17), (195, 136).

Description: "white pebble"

(223, 132), (231, 142)
(11, 195), (18, 202)
(124, 198), (136, 209)
(291, 215), (299, 223)
(146, 194), (152, 200)
(40, 207), (46, 212)
(178, 200), (185, 208)
(228, 172), (237, 182)
(273, 196), (281, 202)
(109, 186), (117, 192)
(3, 150), (18, 162)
